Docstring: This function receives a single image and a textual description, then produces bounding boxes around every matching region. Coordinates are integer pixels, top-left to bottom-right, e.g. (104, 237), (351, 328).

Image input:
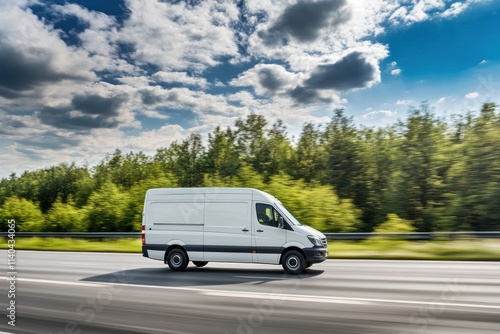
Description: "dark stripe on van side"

(253, 246), (284, 254)
(144, 244), (283, 254)
(185, 245), (203, 252)
(204, 245), (252, 253)
(144, 244), (167, 251)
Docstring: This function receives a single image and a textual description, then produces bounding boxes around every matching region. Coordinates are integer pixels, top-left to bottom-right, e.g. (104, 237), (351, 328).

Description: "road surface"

(0, 250), (499, 333)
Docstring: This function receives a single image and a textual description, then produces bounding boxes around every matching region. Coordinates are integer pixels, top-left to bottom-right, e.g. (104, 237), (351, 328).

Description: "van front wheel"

(192, 261), (208, 268)
(166, 248), (188, 271)
(282, 250), (306, 274)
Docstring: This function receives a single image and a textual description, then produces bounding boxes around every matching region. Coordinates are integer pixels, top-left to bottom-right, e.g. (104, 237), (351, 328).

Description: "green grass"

(0, 237), (141, 253)
(1, 237), (500, 261)
(328, 239), (500, 261)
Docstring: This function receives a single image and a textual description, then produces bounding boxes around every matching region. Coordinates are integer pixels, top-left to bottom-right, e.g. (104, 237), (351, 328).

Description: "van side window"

(256, 203), (282, 228)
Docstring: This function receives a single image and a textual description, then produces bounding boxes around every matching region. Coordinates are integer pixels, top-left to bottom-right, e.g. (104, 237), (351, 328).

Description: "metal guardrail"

(0, 232), (141, 238)
(324, 231), (500, 240)
(1, 231), (500, 239)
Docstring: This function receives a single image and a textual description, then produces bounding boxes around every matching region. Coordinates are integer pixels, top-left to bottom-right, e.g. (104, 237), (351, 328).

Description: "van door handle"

(242, 228), (249, 232)
(257, 229), (263, 233)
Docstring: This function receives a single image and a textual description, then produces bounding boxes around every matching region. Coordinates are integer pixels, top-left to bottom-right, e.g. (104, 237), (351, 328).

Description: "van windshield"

(276, 203), (303, 226)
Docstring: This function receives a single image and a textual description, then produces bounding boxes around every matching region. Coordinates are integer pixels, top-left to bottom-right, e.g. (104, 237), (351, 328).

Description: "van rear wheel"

(166, 248), (188, 271)
(282, 250), (306, 274)
(192, 261), (208, 268)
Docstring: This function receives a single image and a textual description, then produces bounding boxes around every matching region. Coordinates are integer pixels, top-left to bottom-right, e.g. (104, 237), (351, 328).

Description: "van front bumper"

(303, 247), (328, 263)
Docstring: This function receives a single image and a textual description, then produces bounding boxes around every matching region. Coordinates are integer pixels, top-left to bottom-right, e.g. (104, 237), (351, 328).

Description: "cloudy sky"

(1, 0), (499, 176)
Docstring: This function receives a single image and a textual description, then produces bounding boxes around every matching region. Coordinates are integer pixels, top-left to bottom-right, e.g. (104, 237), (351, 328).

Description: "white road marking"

(202, 290), (369, 305)
(6, 277), (106, 288)
(202, 290), (500, 310)
(5, 277), (500, 311)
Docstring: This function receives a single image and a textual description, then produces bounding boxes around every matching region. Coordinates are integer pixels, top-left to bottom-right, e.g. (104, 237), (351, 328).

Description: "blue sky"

(1, 0), (499, 176)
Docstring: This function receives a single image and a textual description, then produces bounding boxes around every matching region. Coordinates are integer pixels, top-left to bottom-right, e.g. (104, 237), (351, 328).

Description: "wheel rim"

(171, 254), (182, 267)
(287, 255), (300, 270)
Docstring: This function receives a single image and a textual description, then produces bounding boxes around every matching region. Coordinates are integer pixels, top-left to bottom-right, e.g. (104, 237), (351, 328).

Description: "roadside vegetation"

(1, 103), (500, 236)
(2, 237), (499, 261)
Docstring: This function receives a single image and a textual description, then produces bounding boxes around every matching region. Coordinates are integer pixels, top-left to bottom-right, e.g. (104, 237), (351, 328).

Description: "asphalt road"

(0, 250), (499, 334)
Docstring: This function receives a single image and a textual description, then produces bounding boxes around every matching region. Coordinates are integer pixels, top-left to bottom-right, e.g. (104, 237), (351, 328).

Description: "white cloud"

(437, 97), (446, 103)
(51, 3), (137, 74)
(361, 109), (397, 119)
(388, 60), (402, 76)
(465, 92), (479, 99)
(396, 99), (412, 105)
(440, 2), (469, 18)
(152, 71), (208, 88)
(116, 0), (240, 72)
(0, 5), (96, 103)
(479, 59), (487, 65)
(230, 64), (304, 97)
(214, 79), (226, 87)
(406, 0), (446, 23)
(358, 108), (399, 127)
(391, 69), (402, 76)
(389, 0), (483, 24)
(53, 3), (115, 30)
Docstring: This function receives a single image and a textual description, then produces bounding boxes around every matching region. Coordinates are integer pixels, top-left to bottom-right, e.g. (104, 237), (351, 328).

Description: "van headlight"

(307, 235), (323, 247)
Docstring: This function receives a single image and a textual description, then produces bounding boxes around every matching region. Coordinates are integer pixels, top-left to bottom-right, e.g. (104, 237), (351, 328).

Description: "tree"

(36, 163), (90, 212)
(0, 197), (44, 231)
(365, 213), (415, 245)
(262, 120), (293, 180)
(291, 123), (324, 182)
(84, 182), (130, 232)
(43, 199), (85, 232)
(263, 173), (360, 232)
(205, 126), (240, 178)
(93, 150), (164, 189)
(322, 109), (370, 228)
(388, 104), (449, 231)
(358, 127), (400, 230)
(171, 133), (205, 187)
(235, 114), (269, 174)
(374, 214), (415, 233)
(448, 103), (500, 230)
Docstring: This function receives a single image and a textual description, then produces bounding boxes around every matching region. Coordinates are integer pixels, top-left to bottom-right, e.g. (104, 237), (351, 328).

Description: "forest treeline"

(1, 103), (499, 233)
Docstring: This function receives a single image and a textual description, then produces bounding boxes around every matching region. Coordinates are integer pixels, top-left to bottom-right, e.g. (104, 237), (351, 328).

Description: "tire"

(305, 262), (313, 269)
(166, 248), (188, 271)
(192, 261), (208, 268)
(282, 250), (306, 274)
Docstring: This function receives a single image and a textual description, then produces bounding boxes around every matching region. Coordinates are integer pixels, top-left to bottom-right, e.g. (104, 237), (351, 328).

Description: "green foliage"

(446, 103), (500, 231)
(291, 122), (325, 182)
(0, 197), (44, 231)
(84, 182), (130, 232)
(205, 126), (240, 178)
(171, 133), (205, 187)
(374, 214), (415, 233)
(365, 213), (415, 246)
(385, 106), (441, 231)
(264, 174), (360, 232)
(42, 199), (85, 232)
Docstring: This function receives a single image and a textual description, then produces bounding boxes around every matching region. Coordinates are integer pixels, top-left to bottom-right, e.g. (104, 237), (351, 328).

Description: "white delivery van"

(141, 188), (328, 274)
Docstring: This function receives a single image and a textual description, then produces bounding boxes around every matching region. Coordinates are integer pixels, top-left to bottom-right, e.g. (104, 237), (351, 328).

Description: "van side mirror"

(278, 217), (284, 229)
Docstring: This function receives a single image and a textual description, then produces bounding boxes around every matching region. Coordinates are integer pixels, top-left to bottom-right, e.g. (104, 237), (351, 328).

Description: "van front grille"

(321, 238), (328, 247)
